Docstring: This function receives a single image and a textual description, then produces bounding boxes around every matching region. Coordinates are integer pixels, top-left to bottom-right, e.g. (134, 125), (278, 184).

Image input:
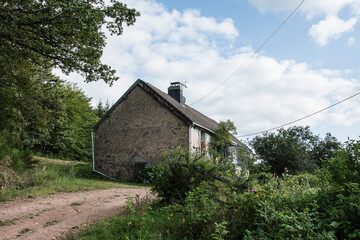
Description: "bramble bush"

(316, 139), (360, 239)
(140, 146), (247, 204)
(71, 139), (360, 240)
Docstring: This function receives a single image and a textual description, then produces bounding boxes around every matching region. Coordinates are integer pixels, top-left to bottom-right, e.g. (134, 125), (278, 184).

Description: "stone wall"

(94, 85), (189, 180)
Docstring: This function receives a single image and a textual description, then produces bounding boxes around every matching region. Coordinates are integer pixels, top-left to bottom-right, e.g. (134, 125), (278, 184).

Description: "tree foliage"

(94, 99), (111, 118)
(250, 126), (341, 175)
(0, 0), (140, 84)
(209, 120), (237, 159)
(1, 0), (137, 161)
(0, 63), (99, 161)
(139, 147), (247, 204)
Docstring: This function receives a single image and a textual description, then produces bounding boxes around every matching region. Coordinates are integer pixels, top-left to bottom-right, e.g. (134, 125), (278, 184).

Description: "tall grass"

(0, 155), (143, 202)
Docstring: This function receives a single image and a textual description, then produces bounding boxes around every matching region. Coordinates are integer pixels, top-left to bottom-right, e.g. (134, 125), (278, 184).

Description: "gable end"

(93, 79), (193, 131)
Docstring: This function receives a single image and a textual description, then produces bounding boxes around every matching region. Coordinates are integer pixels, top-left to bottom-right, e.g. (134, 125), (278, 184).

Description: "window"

(201, 130), (206, 151)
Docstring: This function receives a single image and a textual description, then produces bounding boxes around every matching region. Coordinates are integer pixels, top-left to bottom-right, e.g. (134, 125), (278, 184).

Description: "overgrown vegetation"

(250, 126), (341, 175)
(1, 0), (139, 85)
(0, 0), (140, 163)
(0, 2), (357, 238)
(0, 69), (101, 161)
(209, 120), (237, 160)
(70, 137), (360, 240)
(0, 155), (140, 202)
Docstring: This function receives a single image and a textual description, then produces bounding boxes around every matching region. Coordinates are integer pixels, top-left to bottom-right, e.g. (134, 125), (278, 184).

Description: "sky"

(55, 0), (360, 143)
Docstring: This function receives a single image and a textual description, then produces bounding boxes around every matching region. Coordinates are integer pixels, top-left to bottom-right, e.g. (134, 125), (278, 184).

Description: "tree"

(94, 99), (111, 118)
(209, 120), (237, 160)
(250, 126), (341, 175)
(0, 63), (54, 149)
(0, 62), (99, 160)
(0, 0), (138, 159)
(0, 0), (140, 85)
(311, 133), (341, 166)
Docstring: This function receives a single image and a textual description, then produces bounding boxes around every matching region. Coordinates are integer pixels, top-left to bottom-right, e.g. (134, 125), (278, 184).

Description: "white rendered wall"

(189, 126), (211, 157)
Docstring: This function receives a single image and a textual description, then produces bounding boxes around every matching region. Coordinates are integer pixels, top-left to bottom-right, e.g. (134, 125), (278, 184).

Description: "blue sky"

(57, 0), (360, 143)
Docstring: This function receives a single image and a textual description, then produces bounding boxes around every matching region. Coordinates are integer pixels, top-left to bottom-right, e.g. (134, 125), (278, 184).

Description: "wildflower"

(250, 188), (255, 192)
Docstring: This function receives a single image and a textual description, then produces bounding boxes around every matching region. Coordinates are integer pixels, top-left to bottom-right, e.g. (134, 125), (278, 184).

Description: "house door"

(133, 162), (147, 179)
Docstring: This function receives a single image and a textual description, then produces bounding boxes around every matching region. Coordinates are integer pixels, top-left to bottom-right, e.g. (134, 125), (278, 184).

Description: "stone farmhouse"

(92, 79), (242, 180)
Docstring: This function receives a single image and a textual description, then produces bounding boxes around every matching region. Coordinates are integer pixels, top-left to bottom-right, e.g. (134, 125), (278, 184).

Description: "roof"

(93, 79), (242, 145)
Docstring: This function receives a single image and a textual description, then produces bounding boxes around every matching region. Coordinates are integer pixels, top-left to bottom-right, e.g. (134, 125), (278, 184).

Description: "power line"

(189, 0), (306, 106)
(237, 90), (360, 138)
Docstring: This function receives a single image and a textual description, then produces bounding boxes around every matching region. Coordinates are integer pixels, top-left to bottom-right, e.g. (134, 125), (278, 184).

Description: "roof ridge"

(93, 79), (242, 145)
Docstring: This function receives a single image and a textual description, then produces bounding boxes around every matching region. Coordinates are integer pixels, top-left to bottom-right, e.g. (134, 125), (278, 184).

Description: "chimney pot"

(168, 82), (187, 104)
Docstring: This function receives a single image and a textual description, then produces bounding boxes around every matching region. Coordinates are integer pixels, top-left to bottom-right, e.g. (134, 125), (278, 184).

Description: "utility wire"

(237, 90), (360, 138)
(189, 0), (306, 106)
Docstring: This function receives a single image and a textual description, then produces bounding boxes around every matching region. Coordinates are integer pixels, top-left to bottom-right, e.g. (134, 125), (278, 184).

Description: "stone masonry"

(94, 85), (189, 180)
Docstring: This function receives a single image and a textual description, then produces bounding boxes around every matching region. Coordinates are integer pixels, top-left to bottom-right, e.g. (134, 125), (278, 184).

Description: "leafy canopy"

(250, 126), (341, 175)
(0, 0), (138, 160)
(0, 0), (140, 84)
(0, 63), (99, 160)
(209, 120), (237, 159)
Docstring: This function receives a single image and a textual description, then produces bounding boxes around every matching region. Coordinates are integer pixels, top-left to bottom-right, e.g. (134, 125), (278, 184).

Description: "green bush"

(316, 139), (360, 239)
(0, 134), (11, 162)
(149, 146), (248, 204)
(150, 147), (215, 203)
(161, 183), (225, 239)
(69, 139), (360, 240)
(244, 208), (335, 240)
(226, 172), (319, 239)
(137, 163), (164, 184)
(9, 148), (38, 173)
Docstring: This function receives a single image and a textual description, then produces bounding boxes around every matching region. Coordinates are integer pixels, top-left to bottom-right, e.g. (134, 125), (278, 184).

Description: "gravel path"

(0, 187), (151, 240)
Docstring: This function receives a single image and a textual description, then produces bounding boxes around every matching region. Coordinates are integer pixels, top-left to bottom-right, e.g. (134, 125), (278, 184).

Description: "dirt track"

(0, 187), (151, 240)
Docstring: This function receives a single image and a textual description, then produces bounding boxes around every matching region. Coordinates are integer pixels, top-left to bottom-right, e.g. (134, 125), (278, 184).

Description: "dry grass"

(34, 156), (87, 166)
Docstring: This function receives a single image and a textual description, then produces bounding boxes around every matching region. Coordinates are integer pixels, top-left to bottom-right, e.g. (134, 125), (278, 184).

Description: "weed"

(43, 220), (59, 228)
(17, 228), (31, 237)
(70, 202), (83, 206)
(0, 217), (19, 226)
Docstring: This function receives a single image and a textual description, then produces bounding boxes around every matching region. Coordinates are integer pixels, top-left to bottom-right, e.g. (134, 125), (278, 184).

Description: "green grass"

(65, 199), (168, 240)
(70, 202), (83, 206)
(0, 156), (146, 202)
(0, 217), (19, 226)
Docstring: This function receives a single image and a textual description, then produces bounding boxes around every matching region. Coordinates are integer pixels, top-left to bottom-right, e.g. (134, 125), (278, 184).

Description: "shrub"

(316, 139), (360, 239)
(173, 183), (225, 239)
(244, 208), (335, 240)
(225, 170), (324, 239)
(70, 139), (360, 240)
(0, 134), (11, 162)
(9, 148), (38, 173)
(137, 164), (164, 184)
(149, 146), (247, 204)
(150, 147), (215, 203)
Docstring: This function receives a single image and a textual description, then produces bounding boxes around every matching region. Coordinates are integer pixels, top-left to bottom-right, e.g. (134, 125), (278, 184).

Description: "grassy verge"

(65, 197), (166, 240)
(0, 156), (145, 202)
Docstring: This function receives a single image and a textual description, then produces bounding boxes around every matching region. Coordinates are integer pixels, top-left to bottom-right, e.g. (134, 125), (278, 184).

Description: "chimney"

(168, 82), (187, 104)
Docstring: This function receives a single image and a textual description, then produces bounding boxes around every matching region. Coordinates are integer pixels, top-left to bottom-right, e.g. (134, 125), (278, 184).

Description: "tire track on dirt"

(0, 187), (151, 240)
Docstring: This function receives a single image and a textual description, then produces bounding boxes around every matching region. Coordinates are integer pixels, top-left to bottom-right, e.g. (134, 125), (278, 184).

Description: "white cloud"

(57, 0), (360, 141)
(308, 16), (358, 46)
(248, 0), (358, 18)
(348, 37), (356, 45)
(248, 0), (360, 46)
